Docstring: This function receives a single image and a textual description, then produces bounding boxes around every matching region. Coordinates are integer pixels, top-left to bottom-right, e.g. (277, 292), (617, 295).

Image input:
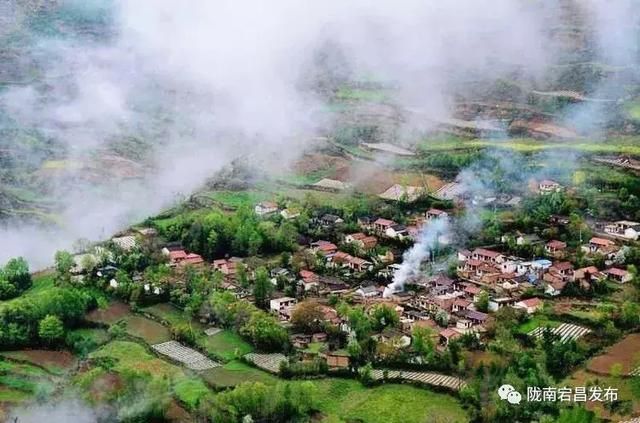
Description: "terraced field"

(370, 369), (466, 391)
(244, 352), (287, 373)
(528, 323), (591, 343)
(152, 341), (221, 371)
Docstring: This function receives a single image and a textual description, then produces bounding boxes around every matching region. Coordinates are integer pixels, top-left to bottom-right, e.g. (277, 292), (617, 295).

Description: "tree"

(54, 250), (74, 283)
(435, 309), (450, 327)
(236, 263), (249, 288)
(412, 326), (435, 362)
(620, 301), (640, 329)
(371, 304), (399, 331)
(38, 315), (64, 345)
(2, 257), (31, 292)
(252, 267), (273, 309)
(240, 312), (288, 351)
(210, 291), (238, 327)
(0, 279), (17, 300)
(346, 306), (372, 341)
(290, 301), (325, 333)
(475, 290), (490, 313)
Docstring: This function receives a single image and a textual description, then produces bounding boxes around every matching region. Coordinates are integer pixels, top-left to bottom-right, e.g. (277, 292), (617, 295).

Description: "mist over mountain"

(0, 0), (638, 267)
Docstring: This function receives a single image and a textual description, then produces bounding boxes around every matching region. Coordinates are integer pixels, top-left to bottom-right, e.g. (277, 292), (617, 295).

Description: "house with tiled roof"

(255, 201), (279, 216)
(545, 240), (567, 258)
(605, 267), (633, 284)
(514, 297), (543, 314)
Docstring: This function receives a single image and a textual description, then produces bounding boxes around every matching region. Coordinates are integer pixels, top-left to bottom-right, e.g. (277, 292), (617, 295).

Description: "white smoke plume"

(384, 217), (450, 297)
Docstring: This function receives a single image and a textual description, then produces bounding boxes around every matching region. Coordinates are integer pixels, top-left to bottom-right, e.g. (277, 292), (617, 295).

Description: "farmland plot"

(587, 334), (640, 376)
(529, 323), (591, 343)
(370, 369), (466, 391)
(152, 341), (220, 371)
(243, 353), (287, 373)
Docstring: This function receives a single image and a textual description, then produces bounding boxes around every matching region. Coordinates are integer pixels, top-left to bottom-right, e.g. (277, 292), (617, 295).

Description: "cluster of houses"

(456, 236), (631, 299)
(67, 185), (638, 371)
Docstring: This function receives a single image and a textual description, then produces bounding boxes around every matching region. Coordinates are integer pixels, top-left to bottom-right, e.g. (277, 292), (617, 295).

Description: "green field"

(517, 315), (562, 334)
(416, 135), (640, 155)
(201, 330), (253, 362)
(204, 190), (270, 209)
(89, 340), (182, 379)
(0, 272), (56, 307)
(300, 379), (468, 423)
(143, 303), (191, 326)
(0, 358), (58, 405)
(173, 378), (211, 410)
(201, 360), (277, 388)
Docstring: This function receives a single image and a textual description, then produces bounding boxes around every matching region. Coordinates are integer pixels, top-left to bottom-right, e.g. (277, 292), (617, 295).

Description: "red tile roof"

(551, 261), (574, 271)
(606, 267), (628, 277)
(519, 297), (543, 308)
(590, 237), (614, 246)
(473, 248), (501, 258)
(300, 270), (318, 281)
(374, 218), (395, 227)
(546, 240), (567, 249)
(464, 285), (481, 295)
(439, 328), (461, 339)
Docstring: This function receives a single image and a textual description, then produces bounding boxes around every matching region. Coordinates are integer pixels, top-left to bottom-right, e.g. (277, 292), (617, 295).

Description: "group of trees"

(0, 257), (32, 300)
(0, 285), (93, 348)
(206, 381), (317, 423)
(158, 206), (299, 260)
(210, 291), (288, 351)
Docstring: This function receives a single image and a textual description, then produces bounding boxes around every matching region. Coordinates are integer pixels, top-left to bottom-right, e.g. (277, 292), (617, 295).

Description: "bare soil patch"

(89, 372), (124, 402)
(86, 302), (130, 325)
(1, 350), (75, 372)
(291, 153), (351, 176)
(587, 333), (640, 375)
(124, 315), (172, 344)
(336, 161), (445, 194)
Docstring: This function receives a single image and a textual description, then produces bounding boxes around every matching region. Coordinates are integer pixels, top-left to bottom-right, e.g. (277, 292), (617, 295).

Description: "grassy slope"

(201, 360), (277, 389)
(301, 378), (468, 423)
(201, 330), (253, 361)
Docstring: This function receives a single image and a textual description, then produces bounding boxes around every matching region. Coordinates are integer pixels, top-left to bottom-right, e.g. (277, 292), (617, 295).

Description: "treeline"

(153, 206), (298, 259)
(0, 285), (94, 348)
(205, 381), (317, 423)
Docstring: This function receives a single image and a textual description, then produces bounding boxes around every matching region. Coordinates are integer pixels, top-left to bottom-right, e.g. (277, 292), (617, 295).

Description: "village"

(119, 176), (638, 359)
(1, 131), (639, 422)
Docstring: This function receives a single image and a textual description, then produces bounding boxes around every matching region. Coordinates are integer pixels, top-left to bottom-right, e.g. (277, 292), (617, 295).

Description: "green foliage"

(1, 257), (32, 292)
(209, 292), (288, 352)
(174, 378), (211, 410)
(152, 205), (299, 260)
(38, 315), (64, 345)
(252, 267), (272, 309)
(240, 311), (288, 352)
(475, 291), (490, 313)
(290, 301), (325, 334)
(54, 250), (74, 283)
(370, 304), (399, 331)
(412, 327), (435, 362)
(207, 381), (318, 423)
(0, 286), (91, 348)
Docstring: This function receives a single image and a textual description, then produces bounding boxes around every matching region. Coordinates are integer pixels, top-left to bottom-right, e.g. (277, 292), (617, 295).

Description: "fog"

(0, 1), (636, 267)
